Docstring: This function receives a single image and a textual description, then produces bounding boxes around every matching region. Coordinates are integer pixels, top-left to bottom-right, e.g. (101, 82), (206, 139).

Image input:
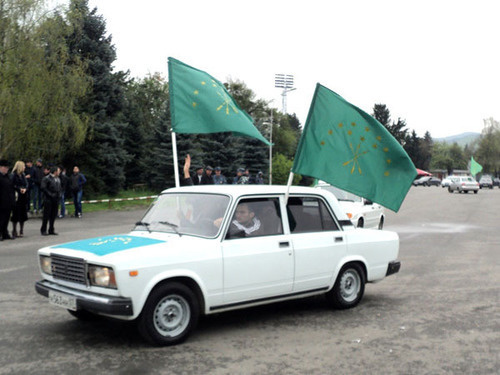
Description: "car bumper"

(35, 280), (134, 316)
(386, 261), (401, 276)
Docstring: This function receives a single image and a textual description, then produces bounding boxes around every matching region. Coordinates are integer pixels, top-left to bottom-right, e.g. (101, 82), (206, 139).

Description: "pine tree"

(65, 0), (128, 196)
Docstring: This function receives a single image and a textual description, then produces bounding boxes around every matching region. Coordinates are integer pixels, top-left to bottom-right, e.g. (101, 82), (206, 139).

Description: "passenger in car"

(227, 203), (264, 238)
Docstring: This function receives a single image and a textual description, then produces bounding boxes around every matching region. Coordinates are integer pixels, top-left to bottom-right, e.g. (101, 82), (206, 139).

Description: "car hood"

(39, 231), (212, 265)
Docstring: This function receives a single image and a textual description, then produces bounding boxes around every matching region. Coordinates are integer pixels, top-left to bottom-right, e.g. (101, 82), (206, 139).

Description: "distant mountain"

(434, 132), (481, 147)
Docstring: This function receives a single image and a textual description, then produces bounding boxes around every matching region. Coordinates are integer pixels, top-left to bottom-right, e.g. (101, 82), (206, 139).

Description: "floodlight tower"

(275, 74), (296, 113)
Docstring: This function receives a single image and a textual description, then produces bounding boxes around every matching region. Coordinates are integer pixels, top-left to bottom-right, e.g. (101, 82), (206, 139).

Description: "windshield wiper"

(159, 221), (181, 237)
(135, 221), (151, 233)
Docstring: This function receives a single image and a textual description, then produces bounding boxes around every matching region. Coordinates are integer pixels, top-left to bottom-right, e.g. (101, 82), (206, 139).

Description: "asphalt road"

(0, 186), (498, 374)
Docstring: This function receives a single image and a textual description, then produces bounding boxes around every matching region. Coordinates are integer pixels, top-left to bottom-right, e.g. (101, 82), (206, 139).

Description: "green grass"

(65, 189), (159, 214)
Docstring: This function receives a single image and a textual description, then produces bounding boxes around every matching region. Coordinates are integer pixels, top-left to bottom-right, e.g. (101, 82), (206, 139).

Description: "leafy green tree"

(476, 124), (500, 175)
(272, 153), (301, 185)
(0, 0), (89, 160)
(123, 74), (169, 188)
(429, 142), (454, 173)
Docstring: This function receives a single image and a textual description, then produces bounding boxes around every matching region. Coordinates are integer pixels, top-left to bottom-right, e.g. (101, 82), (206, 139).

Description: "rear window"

(287, 196), (338, 233)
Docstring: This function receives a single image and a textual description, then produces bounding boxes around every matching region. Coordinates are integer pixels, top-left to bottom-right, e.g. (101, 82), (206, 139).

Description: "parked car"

(478, 175), (493, 189)
(35, 185), (400, 346)
(493, 177), (500, 188)
(448, 176), (480, 194)
(316, 183), (385, 229)
(413, 176), (441, 187)
(441, 176), (458, 188)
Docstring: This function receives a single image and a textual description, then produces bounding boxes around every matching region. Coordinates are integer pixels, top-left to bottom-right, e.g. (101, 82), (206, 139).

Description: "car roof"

(160, 185), (350, 221)
(163, 184), (328, 196)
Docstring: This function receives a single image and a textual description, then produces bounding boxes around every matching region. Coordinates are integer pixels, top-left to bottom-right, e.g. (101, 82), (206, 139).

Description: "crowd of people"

(181, 154), (265, 186)
(0, 154), (267, 241)
(0, 159), (86, 241)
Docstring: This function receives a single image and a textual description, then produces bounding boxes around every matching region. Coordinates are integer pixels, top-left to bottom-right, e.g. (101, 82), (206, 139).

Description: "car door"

(221, 197), (294, 305)
(362, 199), (379, 228)
(287, 195), (347, 292)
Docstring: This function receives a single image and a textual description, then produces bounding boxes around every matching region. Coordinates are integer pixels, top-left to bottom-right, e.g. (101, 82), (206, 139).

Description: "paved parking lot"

(0, 186), (498, 374)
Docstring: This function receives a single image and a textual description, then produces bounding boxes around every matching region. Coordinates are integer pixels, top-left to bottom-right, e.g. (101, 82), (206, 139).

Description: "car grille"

(51, 254), (87, 285)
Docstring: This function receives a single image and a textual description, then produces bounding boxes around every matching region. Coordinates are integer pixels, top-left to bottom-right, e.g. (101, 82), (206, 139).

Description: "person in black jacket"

(40, 166), (62, 236)
(24, 160), (34, 213)
(58, 168), (69, 218)
(10, 161), (28, 238)
(0, 160), (16, 240)
(201, 166), (214, 185)
(31, 159), (44, 214)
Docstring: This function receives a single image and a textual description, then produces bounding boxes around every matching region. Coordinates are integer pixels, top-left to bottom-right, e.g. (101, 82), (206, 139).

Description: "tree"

(272, 153), (301, 185)
(372, 104), (391, 128)
(0, 0), (89, 160)
(123, 74), (169, 188)
(64, 0), (128, 196)
(476, 123), (500, 175)
(372, 104), (408, 145)
(430, 142), (454, 173)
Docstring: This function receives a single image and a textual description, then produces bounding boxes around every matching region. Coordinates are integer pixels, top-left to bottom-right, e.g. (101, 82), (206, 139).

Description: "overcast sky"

(85, 0), (500, 138)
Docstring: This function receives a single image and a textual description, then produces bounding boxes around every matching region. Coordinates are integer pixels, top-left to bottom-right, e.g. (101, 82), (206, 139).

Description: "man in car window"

(228, 203), (263, 237)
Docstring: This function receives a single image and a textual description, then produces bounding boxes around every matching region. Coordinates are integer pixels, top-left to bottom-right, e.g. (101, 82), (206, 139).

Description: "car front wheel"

(326, 263), (365, 309)
(138, 282), (200, 346)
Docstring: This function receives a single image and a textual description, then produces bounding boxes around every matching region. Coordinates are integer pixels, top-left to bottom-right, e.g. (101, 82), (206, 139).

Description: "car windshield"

(321, 186), (362, 202)
(136, 193), (230, 237)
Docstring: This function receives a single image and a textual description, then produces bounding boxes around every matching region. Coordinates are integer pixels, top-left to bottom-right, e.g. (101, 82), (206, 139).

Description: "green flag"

(292, 84), (417, 212)
(470, 156), (483, 176)
(168, 57), (270, 145)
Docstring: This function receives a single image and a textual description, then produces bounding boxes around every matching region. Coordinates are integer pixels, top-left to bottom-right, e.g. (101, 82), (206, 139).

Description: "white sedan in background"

(316, 183), (385, 229)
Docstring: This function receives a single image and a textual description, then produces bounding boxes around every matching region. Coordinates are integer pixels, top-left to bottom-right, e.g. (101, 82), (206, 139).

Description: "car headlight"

(40, 255), (52, 275)
(88, 265), (117, 289)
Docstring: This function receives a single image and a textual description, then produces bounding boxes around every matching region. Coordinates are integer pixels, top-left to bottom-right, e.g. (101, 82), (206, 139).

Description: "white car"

(448, 176), (480, 194)
(316, 183), (385, 229)
(35, 185), (400, 346)
(441, 176), (458, 188)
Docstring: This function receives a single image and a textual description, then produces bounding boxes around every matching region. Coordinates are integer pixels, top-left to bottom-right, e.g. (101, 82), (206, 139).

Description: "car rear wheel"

(474, 190), (478, 194)
(138, 282), (199, 346)
(326, 263), (365, 309)
(357, 218), (364, 228)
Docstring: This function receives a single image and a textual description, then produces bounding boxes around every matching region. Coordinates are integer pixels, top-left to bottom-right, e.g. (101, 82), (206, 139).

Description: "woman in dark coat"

(11, 161), (28, 237)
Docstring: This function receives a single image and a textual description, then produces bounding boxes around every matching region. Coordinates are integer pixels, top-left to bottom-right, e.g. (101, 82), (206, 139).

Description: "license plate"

(49, 291), (77, 311)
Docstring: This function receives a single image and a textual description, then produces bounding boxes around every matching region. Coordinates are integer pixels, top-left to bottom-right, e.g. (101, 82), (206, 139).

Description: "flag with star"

(168, 57), (270, 145)
(292, 83), (417, 212)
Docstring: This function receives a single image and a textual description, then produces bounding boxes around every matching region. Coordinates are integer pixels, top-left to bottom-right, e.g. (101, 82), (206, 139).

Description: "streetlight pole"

(275, 74), (296, 114)
(269, 109), (273, 185)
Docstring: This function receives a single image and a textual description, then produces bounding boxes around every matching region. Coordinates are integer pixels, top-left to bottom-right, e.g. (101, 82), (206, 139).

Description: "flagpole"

(284, 171), (294, 203)
(171, 131), (180, 188)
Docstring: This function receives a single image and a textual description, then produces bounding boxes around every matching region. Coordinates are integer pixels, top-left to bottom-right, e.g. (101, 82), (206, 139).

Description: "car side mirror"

(364, 199), (373, 205)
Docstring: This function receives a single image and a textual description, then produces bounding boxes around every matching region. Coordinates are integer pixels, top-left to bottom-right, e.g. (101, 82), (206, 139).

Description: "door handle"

(334, 236), (343, 243)
(279, 241), (290, 247)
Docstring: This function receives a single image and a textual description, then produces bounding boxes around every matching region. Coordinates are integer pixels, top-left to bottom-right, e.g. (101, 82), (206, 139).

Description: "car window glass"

(139, 193), (229, 237)
(225, 198), (283, 240)
(287, 197), (338, 233)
